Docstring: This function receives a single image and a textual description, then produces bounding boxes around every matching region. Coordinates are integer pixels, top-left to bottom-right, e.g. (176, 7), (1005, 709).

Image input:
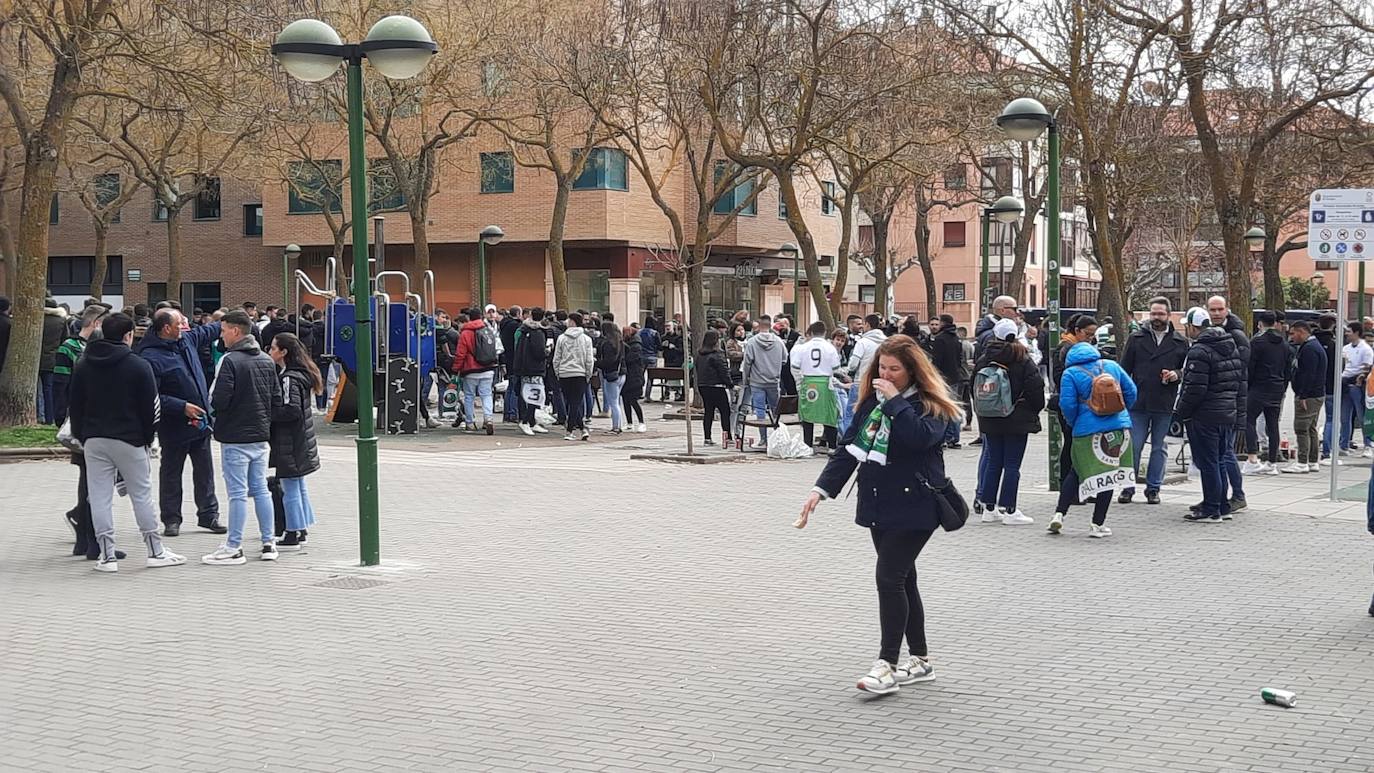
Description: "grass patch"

(0, 425), (61, 448)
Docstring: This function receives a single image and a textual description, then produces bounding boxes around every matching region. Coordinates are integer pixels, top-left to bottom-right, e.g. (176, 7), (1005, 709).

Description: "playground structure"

(294, 256), (437, 434)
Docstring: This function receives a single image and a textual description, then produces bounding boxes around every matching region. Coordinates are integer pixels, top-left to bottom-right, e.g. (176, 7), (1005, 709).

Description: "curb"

(629, 452), (750, 465)
(0, 447), (67, 462)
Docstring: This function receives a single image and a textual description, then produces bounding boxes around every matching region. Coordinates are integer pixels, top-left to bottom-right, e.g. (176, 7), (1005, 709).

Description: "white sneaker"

(261, 544), (279, 562)
(979, 508), (1000, 524)
(1240, 461), (1262, 474)
(202, 545), (246, 565)
(1363, 448), (1373, 459)
(636, 423), (647, 433)
(1279, 462), (1308, 474)
(563, 433), (577, 441)
(1047, 513), (1064, 534)
(424, 417), (440, 429)
(1001, 509), (1034, 526)
(893, 656), (935, 685)
(146, 549), (186, 568)
(93, 558), (118, 573)
(532, 424), (549, 434)
(519, 423), (535, 436)
(1088, 523), (1113, 538)
(856, 659), (899, 695)
(1308, 463), (1322, 472)
(1259, 462), (1279, 475)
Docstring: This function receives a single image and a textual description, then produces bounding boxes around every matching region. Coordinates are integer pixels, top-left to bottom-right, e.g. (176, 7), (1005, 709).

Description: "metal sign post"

(1308, 189), (1374, 502)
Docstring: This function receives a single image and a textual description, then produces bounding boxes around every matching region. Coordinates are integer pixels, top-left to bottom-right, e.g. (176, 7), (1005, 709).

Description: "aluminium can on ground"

(1260, 688), (1298, 708)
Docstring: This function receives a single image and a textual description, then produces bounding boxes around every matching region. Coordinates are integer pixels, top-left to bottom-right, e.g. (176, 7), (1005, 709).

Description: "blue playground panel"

(330, 297), (435, 376)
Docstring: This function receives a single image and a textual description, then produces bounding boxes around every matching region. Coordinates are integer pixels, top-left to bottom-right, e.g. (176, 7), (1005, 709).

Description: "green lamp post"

(282, 243), (301, 308)
(996, 96), (1061, 490)
(477, 225), (504, 309)
(981, 195), (1024, 315)
(272, 15), (437, 566)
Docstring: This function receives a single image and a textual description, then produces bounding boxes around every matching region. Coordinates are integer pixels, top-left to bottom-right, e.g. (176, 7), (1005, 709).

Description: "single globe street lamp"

(272, 16), (437, 567)
(1245, 226), (1266, 251)
(283, 243), (302, 308)
(780, 242), (801, 315)
(477, 225), (505, 309)
(995, 96), (1061, 488)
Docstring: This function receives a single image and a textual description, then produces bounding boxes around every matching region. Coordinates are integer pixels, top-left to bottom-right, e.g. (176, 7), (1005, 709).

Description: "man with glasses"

(976, 295), (1041, 366)
(1119, 298), (1188, 504)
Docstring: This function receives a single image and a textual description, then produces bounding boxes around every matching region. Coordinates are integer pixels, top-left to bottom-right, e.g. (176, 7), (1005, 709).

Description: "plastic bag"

(766, 423), (813, 459)
(57, 419), (81, 452)
(534, 408), (557, 427)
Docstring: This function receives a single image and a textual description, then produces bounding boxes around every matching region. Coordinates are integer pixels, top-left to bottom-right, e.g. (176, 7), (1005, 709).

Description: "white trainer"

(201, 545), (246, 566)
(1261, 462), (1279, 475)
(1088, 523), (1113, 538)
(636, 423), (648, 433)
(1001, 509), (1034, 526)
(532, 424), (549, 434)
(93, 559), (118, 573)
(1308, 462), (1321, 472)
(1047, 512), (1064, 534)
(979, 508), (1000, 524)
(1278, 462), (1308, 474)
(1363, 448), (1373, 459)
(146, 550), (186, 568)
(856, 659), (899, 695)
(1240, 461), (1263, 475)
(519, 423), (535, 436)
(893, 656), (935, 685)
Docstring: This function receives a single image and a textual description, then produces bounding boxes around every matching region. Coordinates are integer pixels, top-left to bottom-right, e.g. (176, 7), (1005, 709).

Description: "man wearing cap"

(1118, 297), (1188, 504)
(1175, 306), (1244, 522)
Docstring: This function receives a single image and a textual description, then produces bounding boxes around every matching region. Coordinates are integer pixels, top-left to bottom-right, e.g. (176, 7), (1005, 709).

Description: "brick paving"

(2, 415), (1372, 772)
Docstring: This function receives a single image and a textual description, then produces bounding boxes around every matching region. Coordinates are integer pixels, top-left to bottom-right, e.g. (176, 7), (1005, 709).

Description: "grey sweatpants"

(85, 437), (164, 560)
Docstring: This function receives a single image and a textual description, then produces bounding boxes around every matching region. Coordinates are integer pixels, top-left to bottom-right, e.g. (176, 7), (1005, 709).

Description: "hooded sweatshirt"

(552, 325), (595, 378)
(741, 331), (785, 388)
(846, 328), (887, 379)
(69, 338), (160, 447)
(1248, 327), (1292, 405)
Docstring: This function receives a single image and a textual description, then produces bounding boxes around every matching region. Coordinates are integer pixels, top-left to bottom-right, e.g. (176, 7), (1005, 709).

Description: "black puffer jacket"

(1119, 323), (1189, 414)
(1222, 313), (1250, 427)
(1248, 328), (1292, 406)
(973, 340), (1045, 436)
(695, 348), (732, 388)
(1174, 326), (1243, 426)
(623, 338), (645, 396)
(270, 367), (320, 478)
(212, 337), (281, 444)
(1314, 327), (1338, 395)
(594, 336), (624, 378)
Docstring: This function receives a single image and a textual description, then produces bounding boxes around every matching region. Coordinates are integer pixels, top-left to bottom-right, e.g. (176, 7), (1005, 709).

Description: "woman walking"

(622, 327), (647, 432)
(795, 336), (962, 694)
(1051, 339), (1136, 537)
(595, 320), (626, 434)
(696, 330), (733, 446)
(268, 333), (321, 549)
(973, 319), (1045, 525)
(1049, 315), (1099, 493)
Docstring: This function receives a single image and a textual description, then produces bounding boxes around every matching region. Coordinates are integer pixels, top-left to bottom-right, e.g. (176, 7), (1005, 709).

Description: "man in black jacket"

(930, 314), (965, 448)
(1283, 321), (1328, 473)
(203, 310), (282, 566)
(69, 313), (186, 572)
(500, 305), (523, 422)
(1314, 314), (1339, 460)
(1119, 298), (1189, 504)
(1207, 296), (1249, 511)
(510, 307), (549, 435)
(1175, 307), (1245, 522)
(140, 308), (226, 536)
(1243, 311), (1292, 475)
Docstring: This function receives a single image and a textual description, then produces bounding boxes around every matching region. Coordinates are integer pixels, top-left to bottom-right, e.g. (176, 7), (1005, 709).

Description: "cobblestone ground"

(2, 413), (1373, 773)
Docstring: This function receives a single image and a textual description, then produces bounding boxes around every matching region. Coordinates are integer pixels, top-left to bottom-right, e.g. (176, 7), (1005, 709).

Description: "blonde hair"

(857, 335), (962, 422)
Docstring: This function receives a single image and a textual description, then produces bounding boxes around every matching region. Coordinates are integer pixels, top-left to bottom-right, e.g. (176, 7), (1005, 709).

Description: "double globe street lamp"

(272, 16), (437, 566)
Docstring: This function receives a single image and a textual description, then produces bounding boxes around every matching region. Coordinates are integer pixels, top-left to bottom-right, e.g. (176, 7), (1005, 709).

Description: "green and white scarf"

(846, 388), (918, 466)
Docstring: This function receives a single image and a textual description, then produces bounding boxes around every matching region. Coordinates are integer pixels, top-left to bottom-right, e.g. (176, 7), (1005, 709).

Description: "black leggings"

(871, 527), (934, 664)
(700, 387), (732, 441)
(621, 391), (643, 424)
(1055, 467), (1111, 525)
(802, 422), (837, 448)
(1244, 395), (1281, 462)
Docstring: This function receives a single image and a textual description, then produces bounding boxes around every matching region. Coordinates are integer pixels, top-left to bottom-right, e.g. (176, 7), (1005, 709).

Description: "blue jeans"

(943, 419), (960, 444)
(1323, 394), (1334, 456)
(280, 475), (317, 531)
(37, 372), (54, 424)
(1128, 411), (1171, 493)
(836, 388), (854, 436)
(221, 442), (274, 548)
(503, 375), (521, 421)
(980, 434), (1027, 510)
(1188, 423), (1230, 517)
(1222, 430), (1244, 500)
(462, 371), (495, 424)
(1340, 383), (1365, 450)
(602, 374), (624, 430)
(975, 437), (990, 502)
(750, 384), (780, 443)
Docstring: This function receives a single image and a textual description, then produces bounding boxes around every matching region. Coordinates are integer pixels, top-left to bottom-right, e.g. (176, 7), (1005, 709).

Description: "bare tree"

(60, 155), (143, 300)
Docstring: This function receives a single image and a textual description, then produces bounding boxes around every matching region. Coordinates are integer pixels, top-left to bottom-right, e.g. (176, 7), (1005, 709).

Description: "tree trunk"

(411, 210), (431, 276)
(687, 243), (708, 358)
(1262, 238), (1284, 310)
(1221, 221), (1253, 324)
(1005, 216), (1035, 301)
(778, 174), (835, 330)
(871, 214), (891, 318)
(90, 225), (109, 300)
(913, 206), (937, 318)
(165, 208), (183, 303)
(547, 180), (571, 310)
(1084, 169), (1126, 333)
(830, 194), (856, 322)
(333, 229), (350, 297)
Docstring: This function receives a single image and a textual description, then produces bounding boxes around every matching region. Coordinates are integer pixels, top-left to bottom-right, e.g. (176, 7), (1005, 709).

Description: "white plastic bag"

(534, 407), (557, 427)
(766, 423), (813, 459)
(57, 419), (81, 452)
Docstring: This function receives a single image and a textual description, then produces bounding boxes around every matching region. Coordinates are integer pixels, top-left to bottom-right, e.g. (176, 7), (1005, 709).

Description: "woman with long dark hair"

(595, 320), (626, 434)
(796, 335), (962, 694)
(268, 332), (322, 549)
(696, 329), (733, 446)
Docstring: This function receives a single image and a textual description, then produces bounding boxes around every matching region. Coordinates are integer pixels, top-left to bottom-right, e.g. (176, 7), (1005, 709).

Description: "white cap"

(484, 304), (497, 313)
(1184, 307), (1208, 327)
(992, 318), (1019, 340)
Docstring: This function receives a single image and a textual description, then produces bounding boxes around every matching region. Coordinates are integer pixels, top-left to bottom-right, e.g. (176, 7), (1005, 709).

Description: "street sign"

(1308, 189), (1374, 261)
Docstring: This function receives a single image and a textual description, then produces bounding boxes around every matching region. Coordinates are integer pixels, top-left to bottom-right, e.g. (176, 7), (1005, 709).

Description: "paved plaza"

(2, 410), (1373, 773)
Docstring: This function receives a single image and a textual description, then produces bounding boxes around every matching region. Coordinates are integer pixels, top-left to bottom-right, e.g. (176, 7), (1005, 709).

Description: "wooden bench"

(646, 366), (686, 401)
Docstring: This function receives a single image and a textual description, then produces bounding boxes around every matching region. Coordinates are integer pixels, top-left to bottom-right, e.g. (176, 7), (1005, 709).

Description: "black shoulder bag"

(915, 471), (969, 532)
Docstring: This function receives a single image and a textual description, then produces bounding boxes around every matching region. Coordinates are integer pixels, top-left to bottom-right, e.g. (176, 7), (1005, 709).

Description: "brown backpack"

(1074, 364), (1125, 416)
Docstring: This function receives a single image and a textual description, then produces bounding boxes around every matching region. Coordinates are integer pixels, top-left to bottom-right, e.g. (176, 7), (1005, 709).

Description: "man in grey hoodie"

(553, 312), (596, 440)
(741, 314), (786, 448)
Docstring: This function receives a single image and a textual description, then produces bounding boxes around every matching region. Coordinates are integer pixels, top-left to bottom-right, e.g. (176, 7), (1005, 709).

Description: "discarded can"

(1260, 688), (1298, 708)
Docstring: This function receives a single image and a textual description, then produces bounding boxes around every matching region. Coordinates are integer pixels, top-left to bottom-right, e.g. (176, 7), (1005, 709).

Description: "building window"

(821, 181), (836, 215)
(152, 193), (168, 221)
(480, 152), (514, 194)
(243, 204), (263, 236)
(95, 173), (121, 223)
(943, 283), (966, 302)
(480, 59), (508, 98)
(49, 193), (59, 224)
(1029, 284), (1037, 306)
(980, 157), (1012, 197)
(572, 147), (628, 191)
(943, 164), (967, 190)
(48, 254), (122, 296)
(287, 159), (343, 214)
(147, 282), (167, 305)
(194, 176), (221, 220)
(778, 195), (788, 220)
(943, 221), (966, 247)
(367, 158), (405, 213)
(712, 161), (756, 216)
(859, 285), (876, 304)
(187, 282), (222, 313)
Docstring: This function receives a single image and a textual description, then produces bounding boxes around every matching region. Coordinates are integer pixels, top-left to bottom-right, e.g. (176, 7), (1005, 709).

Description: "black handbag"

(916, 472), (969, 532)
